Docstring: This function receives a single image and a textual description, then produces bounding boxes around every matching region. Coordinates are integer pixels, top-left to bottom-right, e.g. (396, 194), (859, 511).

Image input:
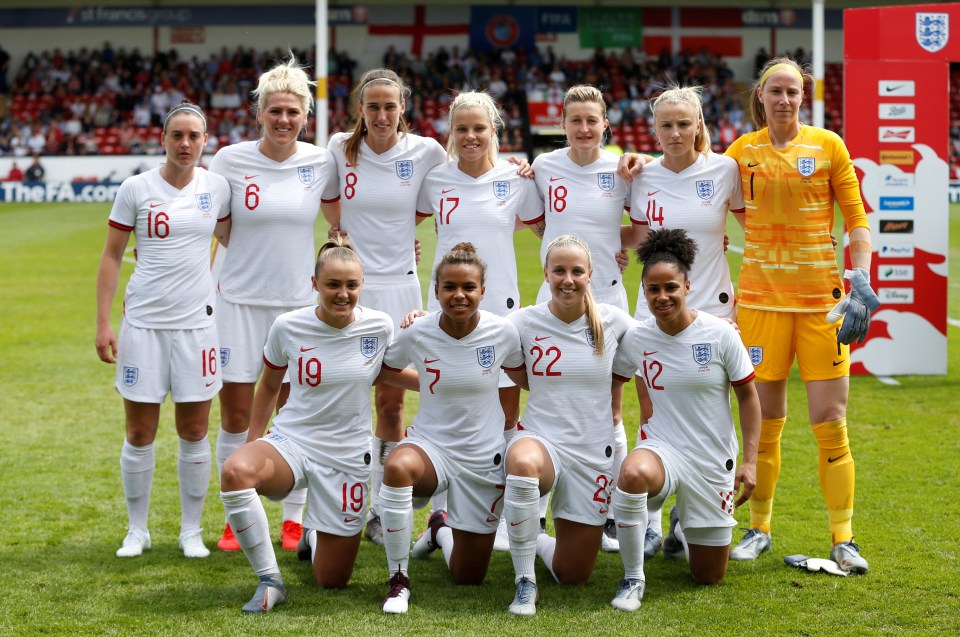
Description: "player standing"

(219, 240), (400, 612)
(377, 243), (524, 614)
(209, 55), (340, 553)
(725, 58), (877, 573)
(95, 102), (231, 559)
(609, 228), (760, 611)
(326, 69), (446, 545)
(503, 235), (635, 616)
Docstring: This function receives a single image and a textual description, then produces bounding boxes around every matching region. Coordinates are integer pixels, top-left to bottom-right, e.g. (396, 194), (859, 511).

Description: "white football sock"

(120, 440), (154, 533)
(215, 426), (247, 477)
(647, 506), (663, 534)
(536, 533), (559, 583)
(177, 436), (211, 534)
(379, 484), (413, 576)
(614, 487), (647, 581)
(674, 521), (690, 561)
(281, 488), (306, 524)
(221, 488), (277, 577)
(369, 437), (397, 517)
(610, 421), (628, 521)
(537, 494), (549, 521)
(505, 475), (541, 582)
(435, 525), (454, 568)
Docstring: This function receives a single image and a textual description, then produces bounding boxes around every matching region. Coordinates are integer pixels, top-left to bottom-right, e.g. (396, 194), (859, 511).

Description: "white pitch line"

(728, 244), (744, 254)
(875, 376), (901, 386)
(948, 318), (960, 329)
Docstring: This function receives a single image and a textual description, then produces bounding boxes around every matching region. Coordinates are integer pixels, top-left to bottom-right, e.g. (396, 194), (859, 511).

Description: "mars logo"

(395, 160), (413, 180)
(486, 14), (520, 48)
(917, 13), (949, 53)
(879, 127), (915, 143)
(879, 219), (914, 233)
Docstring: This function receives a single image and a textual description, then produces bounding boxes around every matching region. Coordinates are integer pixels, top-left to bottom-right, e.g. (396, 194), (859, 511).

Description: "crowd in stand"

(1, 41), (958, 175)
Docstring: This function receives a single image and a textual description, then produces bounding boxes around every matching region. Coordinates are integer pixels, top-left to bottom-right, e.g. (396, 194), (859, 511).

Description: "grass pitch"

(0, 202), (957, 635)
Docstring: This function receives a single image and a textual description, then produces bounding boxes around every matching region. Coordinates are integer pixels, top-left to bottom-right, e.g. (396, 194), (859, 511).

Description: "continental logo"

(880, 150), (915, 165)
(879, 219), (914, 233)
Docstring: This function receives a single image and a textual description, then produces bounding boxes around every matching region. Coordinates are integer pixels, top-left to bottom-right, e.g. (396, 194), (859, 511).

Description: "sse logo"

(879, 219), (914, 233)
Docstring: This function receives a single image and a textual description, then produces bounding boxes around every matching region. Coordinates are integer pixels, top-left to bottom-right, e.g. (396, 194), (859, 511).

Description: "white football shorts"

(216, 296), (297, 383)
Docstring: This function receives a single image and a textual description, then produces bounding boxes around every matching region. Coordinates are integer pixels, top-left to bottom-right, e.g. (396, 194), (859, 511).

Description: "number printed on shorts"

(641, 359), (664, 391)
(201, 347), (217, 377)
(342, 482), (365, 513)
(548, 184), (568, 213)
(437, 197), (460, 225)
(345, 172), (358, 200)
(719, 489), (735, 516)
(530, 345), (562, 376)
(593, 474), (612, 513)
(146, 211), (169, 238)
(244, 183), (259, 210)
(298, 357), (321, 387)
(490, 483), (505, 515)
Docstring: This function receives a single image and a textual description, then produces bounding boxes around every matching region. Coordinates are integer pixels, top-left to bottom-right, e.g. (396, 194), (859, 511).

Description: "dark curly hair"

(636, 228), (697, 280)
(434, 241), (487, 286)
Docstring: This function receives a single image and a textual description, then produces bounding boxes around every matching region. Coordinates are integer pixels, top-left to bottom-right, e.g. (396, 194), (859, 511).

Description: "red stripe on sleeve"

(630, 218), (649, 226)
(108, 220), (134, 231)
(321, 195), (341, 203)
(613, 373), (633, 383)
(381, 363), (404, 373)
(217, 212), (232, 222)
(730, 207), (745, 214)
(415, 211), (432, 218)
(262, 355), (288, 371)
(731, 371), (755, 386)
(523, 213), (545, 225)
(501, 363), (525, 372)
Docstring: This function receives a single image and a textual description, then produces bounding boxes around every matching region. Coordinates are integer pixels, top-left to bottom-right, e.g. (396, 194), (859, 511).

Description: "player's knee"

(382, 452), (419, 487)
(554, 564), (590, 585)
(451, 567), (487, 585)
(219, 456), (257, 491)
(617, 457), (654, 493)
(314, 570), (351, 589)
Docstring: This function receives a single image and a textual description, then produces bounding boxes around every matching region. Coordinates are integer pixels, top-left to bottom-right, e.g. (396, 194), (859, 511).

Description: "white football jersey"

(382, 310), (523, 468)
(417, 160), (543, 316)
(109, 166), (230, 329)
(630, 152), (744, 319)
(613, 312), (755, 483)
(532, 148), (631, 291)
(509, 303), (636, 467)
(328, 132), (446, 277)
(263, 306), (393, 474)
(209, 141), (339, 307)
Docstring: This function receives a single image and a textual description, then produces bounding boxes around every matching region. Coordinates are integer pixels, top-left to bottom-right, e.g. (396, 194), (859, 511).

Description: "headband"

(164, 102), (207, 131)
(759, 63), (804, 88)
(360, 77), (403, 98)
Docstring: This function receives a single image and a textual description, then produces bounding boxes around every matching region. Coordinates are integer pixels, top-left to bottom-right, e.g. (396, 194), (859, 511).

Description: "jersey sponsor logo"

(827, 452), (850, 463)
(797, 157), (815, 177)
(493, 180), (510, 200)
(549, 176), (564, 182)
(584, 328), (595, 348)
(485, 516), (498, 523)
(298, 166), (316, 185)
(477, 345), (496, 368)
(395, 160), (414, 180)
(441, 188), (455, 194)
(692, 343), (712, 365)
(220, 347), (230, 367)
(878, 80), (915, 96)
(749, 346), (763, 367)
(196, 192), (212, 212)
(534, 335), (550, 342)
(643, 350), (657, 356)
(510, 518), (529, 527)
(695, 179), (715, 199)
(205, 380), (217, 388)
(597, 172), (615, 191)
(424, 357), (439, 364)
(646, 190), (660, 196)
(917, 12), (949, 53)
(344, 516), (360, 523)
(360, 336), (379, 358)
(747, 161), (760, 168)
(122, 365), (139, 386)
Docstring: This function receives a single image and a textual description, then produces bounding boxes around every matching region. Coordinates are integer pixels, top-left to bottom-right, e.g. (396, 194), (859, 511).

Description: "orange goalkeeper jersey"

(725, 125), (869, 312)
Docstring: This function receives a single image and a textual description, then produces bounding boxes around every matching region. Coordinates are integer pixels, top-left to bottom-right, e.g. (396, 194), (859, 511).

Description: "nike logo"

(885, 85), (904, 92)
(345, 163), (355, 168)
(486, 516), (498, 523)
(832, 359), (845, 366)
(646, 190), (659, 196)
(598, 508), (609, 516)
(617, 523), (638, 529)
(244, 174), (258, 180)
(344, 516), (360, 523)
(205, 381), (216, 387)
(424, 358), (439, 364)
(386, 527), (406, 533)
(828, 452), (849, 463)
(549, 176), (564, 182)
(534, 336), (550, 342)
(236, 522), (256, 533)
(747, 162), (760, 168)
(441, 188), (455, 194)
(510, 518), (529, 527)
(643, 350), (657, 356)
(149, 202), (162, 208)
(300, 346), (316, 352)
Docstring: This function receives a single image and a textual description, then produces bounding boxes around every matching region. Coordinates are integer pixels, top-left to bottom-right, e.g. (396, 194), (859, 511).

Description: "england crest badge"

(696, 180), (714, 200)
(748, 346), (763, 367)
(584, 328), (596, 348)
(917, 13), (949, 53)
(477, 345), (495, 368)
(692, 343), (712, 365)
(493, 181), (510, 200)
(395, 160), (413, 180)
(195, 192), (212, 212)
(797, 157), (815, 177)
(122, 365), (139, 387)
(298, 166), (316, 185)
(220, 348), (231, 367)
(360, 337), (379, 358)
(598, 172), (615, 192)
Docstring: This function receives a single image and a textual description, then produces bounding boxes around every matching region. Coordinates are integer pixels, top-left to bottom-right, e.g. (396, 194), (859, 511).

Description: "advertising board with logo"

(843, 3), (956, 375)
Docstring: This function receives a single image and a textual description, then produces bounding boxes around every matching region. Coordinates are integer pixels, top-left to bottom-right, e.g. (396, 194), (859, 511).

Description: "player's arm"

(504, 366), (529, 391)
(518, 216), (545, 238)
(321, 199), (341, 229)
(376, 365), (420, 391)
(732, 378), (761, 507)
(248, 364), (286, 442)
(620, 222), (648, 250)
(95, 225), (131, 364)
(214, 215), (231, 247)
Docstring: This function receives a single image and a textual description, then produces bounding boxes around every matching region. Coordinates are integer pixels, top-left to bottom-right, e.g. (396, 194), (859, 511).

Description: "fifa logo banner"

(842, 3), (958, 375)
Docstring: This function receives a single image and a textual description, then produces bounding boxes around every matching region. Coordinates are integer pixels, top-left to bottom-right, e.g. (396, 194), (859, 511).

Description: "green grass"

(0, 202), (958, 635)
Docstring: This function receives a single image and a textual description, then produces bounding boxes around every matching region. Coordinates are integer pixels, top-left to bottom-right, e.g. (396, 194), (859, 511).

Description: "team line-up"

(94, 53), (881, 615)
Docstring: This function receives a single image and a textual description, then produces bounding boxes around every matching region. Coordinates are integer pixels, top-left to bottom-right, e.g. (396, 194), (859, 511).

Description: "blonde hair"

(315, 236), (362, 279)
(545, 235), (604, 356)
(446, 91), (502, 165)
(562, 84), (607, 121)
(252, 53), (314, 120)
(651, 84), (711, 154)
(749, 57), (813, 129)
(343, 68), (411, 166)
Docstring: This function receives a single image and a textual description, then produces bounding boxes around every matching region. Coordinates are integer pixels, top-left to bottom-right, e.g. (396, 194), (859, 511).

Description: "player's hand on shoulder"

(615, 248), (629, 274)
(400, 309), (428, 329)
(616, 153), (652, 182)
(328, 225), (348, 241)
(506, 155), (534, 179)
